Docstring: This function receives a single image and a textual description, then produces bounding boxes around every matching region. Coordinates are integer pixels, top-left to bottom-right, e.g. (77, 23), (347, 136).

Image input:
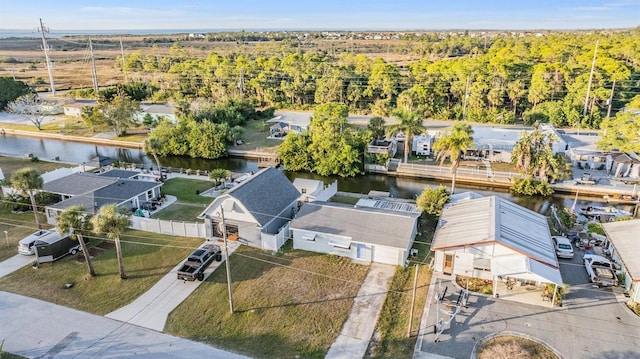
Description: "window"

(146, 190), (154, 200)
(473, 258), (491, 272)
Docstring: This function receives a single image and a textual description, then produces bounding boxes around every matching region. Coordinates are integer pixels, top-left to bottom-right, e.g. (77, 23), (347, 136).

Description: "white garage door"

(372, 245), (402, 266)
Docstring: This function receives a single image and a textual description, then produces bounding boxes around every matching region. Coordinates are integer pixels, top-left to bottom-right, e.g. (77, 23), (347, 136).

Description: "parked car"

(552, 236), (574, 259)
(177, 244), (222, 281)
(583, 254), (618, 287)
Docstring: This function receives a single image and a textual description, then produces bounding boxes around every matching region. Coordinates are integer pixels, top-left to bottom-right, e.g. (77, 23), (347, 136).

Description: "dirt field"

(0, 36), (418, 92)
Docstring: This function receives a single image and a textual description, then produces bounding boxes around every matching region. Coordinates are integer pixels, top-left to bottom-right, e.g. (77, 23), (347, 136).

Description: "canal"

(0, 134), (633, 216)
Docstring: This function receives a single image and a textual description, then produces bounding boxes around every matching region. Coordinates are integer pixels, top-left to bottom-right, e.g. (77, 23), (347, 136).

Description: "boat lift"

(433, 279), (469, 342)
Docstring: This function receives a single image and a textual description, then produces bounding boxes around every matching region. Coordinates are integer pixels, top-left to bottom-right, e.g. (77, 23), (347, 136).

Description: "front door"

(443, 253), (454, 275)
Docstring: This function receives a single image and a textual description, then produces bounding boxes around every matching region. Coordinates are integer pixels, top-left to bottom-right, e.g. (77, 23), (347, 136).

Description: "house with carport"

(290, 201), (419, 266)
(199, 167), (300, 250)
(601, 219), (640, 305)
(431, 195), (563, 306)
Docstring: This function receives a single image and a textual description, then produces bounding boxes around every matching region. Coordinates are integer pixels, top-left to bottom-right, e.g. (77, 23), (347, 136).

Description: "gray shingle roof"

(290, 202), (418, 249)
(226, 167), (300, 226)
(43, 173), (117, 196)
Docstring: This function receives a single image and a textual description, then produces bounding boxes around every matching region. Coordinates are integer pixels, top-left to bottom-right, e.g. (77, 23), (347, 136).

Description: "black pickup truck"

(177, 244), (222, 281)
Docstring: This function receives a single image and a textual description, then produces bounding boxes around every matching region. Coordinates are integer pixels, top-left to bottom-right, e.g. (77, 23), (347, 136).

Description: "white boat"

(579, 206), (632, 219)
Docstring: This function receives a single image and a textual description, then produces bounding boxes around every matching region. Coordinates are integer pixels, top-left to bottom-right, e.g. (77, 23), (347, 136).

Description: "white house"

(138, 104), (177, 124)
(412, 134), (433, 156)
(290, 202), (419, 266)
(292, 178), (337, 202)
(431, 195), (562, 299)
(199, 167), (300, 250)
(602, 219), (640, 305)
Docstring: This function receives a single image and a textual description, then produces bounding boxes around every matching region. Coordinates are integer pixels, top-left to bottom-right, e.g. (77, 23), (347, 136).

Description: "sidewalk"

(106, 240), (240, 331)
(325, 263), (395, 359)
(0, 254), (34, 278)
(0, 290), (249, 359)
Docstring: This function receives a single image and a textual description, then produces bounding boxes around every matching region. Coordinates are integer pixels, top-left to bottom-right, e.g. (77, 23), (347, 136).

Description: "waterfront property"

(601, 219), (640, 304)
(290, 201), (419, 266)
(431, 195), (563, 307)
(199, 167), (300, 250)
(43, 170), (162, 224)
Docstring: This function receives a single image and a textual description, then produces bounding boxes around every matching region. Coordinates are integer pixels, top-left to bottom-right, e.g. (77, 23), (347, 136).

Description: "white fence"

(129, 216), (206, 238)
(261, 222), (290, 251)
(314, 181), (338, 202)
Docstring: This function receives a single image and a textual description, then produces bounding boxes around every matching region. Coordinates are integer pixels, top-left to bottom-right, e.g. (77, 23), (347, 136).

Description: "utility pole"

(89, 38), (99, 93)
(606, 79), (616, 119)
(407, 264), (419, 337)
(119, 37), (127, 82)
(583, 40), (599, 116)
(238, 70), (244, 97)
(38, 18), (55, 95)
(219, 208), (234, 313)
(462, 76), (471, 120)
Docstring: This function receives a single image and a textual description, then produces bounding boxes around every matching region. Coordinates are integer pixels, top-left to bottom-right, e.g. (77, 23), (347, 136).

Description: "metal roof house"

(199, 167), (300, 250)
(602, 219), (640, 304)
(431, 195), (562, 305)
(43, 171), (162, 224)
(290, 202), (419, 266)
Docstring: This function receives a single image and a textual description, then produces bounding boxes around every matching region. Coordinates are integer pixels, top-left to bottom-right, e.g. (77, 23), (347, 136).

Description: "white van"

(18, 230), (60, 255)
(552, 236), (574, 259)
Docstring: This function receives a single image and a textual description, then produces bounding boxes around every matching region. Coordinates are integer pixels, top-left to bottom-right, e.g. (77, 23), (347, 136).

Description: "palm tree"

(91, 204), (131, 280)
(368, 116), (386, 140)
(11, 168), (43, 229)
(511, 124), (559, 182)
(433, 123), (474, 194)
(143, 137), (163, 180)
(57, 205), (96, 277)
(387, 109), (426, 163)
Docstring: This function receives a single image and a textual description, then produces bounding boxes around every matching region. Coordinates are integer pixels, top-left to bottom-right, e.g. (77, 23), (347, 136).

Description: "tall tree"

(0, 77), (32, 110)
(96, 94), (141, 136)
(7, 94), (47, 130)
(143, 137), (163, 178)
(11, 168), (43, 228)
(387, 109), (426, 163)
(56, 205), (96, 277)
(511, 124), (560, 182)
(91, 204), (131, 280)
(367, 116), (386, 140)
(433, 123), (474, 194)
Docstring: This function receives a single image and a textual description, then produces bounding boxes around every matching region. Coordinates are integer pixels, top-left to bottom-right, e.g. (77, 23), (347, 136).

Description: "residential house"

(137, 104), (177, 124)
(43, 170), (162, 224)
(292, 178), (338, 203)
(63, 101), (97, 117)
(367, 139), (398, 158)
(290, 201), (419, 266)
(412, 134), (432, 156)
(601, 219), (640, 304)
(611, 153), (640, 179)
(199, 167), (300, 250)
(431, 195), (562, 304)
(269, 122), (289, 137)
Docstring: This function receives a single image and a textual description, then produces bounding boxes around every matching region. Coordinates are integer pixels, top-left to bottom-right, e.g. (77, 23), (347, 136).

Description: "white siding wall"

(292, 229), (352, 257)
(452, 252), (474, 276)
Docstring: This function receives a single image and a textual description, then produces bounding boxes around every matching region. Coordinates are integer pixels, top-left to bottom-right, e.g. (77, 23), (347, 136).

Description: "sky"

(1, 0), (639, 31)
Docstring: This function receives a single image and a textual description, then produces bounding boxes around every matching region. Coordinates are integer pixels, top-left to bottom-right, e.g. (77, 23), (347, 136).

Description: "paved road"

(0, 291), (250, 359)
(325, 263), (395, 359)
(106, 241), (240, 331)
(414, 257), (640, 359)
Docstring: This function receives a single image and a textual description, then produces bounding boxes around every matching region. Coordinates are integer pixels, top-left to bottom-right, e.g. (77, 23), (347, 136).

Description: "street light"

(209, 210), (234, 313)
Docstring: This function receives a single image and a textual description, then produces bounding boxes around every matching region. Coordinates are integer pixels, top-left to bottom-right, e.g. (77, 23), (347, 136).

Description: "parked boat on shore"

(579, 205), (633, 219)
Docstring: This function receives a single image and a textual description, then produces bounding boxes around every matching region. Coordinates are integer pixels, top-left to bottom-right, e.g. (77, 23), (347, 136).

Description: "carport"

(492, 255), (564, 307)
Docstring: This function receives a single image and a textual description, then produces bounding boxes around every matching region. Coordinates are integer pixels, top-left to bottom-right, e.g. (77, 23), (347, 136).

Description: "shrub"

(510, 177), (553, 196)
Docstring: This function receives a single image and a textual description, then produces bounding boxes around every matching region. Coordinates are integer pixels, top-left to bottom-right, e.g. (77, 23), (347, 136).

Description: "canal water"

(0, 134), (633, 216)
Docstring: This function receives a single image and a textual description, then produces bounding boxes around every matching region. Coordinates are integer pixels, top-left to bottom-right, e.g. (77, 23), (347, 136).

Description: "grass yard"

(235, 119), (282, 151)
(477, 335), (559, 359)
(151, 178), (214, 221)
(0, 156), (74, 179)
(0, 230), (202, 315)
(0, 207), (46, 262)
(165, 243), (369, 359)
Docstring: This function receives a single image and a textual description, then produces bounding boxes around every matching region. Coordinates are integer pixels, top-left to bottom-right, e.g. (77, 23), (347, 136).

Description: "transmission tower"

(38, 18), (56, 95)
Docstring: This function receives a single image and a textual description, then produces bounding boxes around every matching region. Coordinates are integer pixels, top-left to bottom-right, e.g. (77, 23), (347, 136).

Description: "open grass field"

(150, 177), (214, 221)
(0, 229), (203, 315)
(165, 243), (369, 359)
(0, 207), (44, 262)
(0, 156), (74, 179)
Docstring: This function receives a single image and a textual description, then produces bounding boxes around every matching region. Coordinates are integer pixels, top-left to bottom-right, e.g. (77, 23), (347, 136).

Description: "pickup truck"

(583, 254), (618, 287)
(177, 244), (222, 281)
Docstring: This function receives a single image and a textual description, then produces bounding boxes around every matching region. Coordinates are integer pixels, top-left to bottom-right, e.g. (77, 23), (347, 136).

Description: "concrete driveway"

(0, 254), (35, 278)
(0, 291), (249, 359)
(415, 259), (640, 359)
(106, 241), (240, 331)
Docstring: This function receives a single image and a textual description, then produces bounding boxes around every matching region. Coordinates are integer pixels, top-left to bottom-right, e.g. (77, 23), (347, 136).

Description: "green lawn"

(0, 230), (203, 315)
(0, 205), (51, 262)
(234, 119), (282, 151)
(151, 178), (214, 221)
(165, 243), (369, 359)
